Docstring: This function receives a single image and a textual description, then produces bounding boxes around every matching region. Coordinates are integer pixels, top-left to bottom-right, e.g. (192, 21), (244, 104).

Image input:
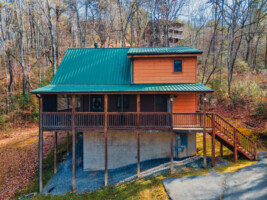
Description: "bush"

(234, 59), (249, 74)
(254, 102), (267, 117)
(0, 112), (4, 128)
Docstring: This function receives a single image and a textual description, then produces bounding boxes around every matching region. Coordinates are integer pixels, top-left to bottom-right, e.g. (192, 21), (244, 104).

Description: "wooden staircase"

(208, 113), (257, 160)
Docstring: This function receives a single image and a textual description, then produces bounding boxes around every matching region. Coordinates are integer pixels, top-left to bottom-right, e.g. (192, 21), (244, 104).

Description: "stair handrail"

(213, 113), (256, 158)
(215, 113), (255, 144)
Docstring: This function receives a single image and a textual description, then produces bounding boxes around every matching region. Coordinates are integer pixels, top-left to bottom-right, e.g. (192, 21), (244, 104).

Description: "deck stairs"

(207, 113), (256, 160)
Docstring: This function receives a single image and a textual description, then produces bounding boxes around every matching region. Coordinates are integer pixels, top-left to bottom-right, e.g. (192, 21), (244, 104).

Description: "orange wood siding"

(173, 93), (197, 113)
(173, 93), (198, 127)
(133, 57), (197, 83)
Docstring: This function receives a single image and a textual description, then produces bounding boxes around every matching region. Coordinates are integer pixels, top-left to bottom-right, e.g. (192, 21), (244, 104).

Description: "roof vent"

(94, 43), (98, 48)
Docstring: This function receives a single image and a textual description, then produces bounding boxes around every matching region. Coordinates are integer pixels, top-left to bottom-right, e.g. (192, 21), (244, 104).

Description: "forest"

(0, 0), (266, 133)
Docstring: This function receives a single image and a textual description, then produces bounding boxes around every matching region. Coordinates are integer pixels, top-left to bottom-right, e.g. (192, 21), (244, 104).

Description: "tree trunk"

(265, 33), (267, 69)
(75, 0), (83, 48)
(46, 0), (56, 76)
(83, 1), (88, 48)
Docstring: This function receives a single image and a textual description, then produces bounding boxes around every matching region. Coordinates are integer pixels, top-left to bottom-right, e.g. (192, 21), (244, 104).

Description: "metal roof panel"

(31, 83), (213, 93)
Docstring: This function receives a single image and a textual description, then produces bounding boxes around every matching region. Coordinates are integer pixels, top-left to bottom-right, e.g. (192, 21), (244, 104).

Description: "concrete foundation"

(83, 131), (196, 171)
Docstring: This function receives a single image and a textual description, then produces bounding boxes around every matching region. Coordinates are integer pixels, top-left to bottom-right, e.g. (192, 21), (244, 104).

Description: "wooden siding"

(133, 57), (197, 83)
(173, 93), (197, 113)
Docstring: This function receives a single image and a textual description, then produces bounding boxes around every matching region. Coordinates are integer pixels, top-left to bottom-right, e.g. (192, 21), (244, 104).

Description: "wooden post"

(220, 143), (223, 157)
(38, 95), (43, 193)
(254, 143), (257, 161)
(72, 95), (76, 192)
(67, 132), (69, 156)
(104, 94), (108, 186)
(212, 113), (215, 167)
(203, 93), (207, 169)
(54, 132), (57, 174)
(170, 95), (174, 173)
(137, 94), (140, 178)
(234, 129), (237, 162)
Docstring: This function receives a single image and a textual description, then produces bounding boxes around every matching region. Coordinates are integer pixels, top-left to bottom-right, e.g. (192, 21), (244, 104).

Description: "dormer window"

(174, 60), (182, 72)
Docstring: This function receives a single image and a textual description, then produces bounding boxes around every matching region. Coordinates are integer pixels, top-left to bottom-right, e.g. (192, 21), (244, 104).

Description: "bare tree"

(117, 0), (141, 47)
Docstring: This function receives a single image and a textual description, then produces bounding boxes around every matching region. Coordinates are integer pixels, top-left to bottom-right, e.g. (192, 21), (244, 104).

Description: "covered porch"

(41, 93), (212, 132)
(37, 92), (214, 193)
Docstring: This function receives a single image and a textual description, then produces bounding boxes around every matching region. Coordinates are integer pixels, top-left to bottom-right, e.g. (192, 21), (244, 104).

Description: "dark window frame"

(174, 60), (182, 72)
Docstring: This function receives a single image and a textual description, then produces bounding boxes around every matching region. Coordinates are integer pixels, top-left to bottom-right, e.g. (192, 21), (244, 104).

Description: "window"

(91, 95), (104, 112)
(174, 60), (182, 72)
(108, 95), (137, 112)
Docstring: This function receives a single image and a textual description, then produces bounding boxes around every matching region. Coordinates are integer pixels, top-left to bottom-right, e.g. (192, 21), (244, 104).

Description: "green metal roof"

(127, 46), (202, 55)
(31, 83), (213, 93)
(52, 48), (131, 85)
(31, 47), (212, 94)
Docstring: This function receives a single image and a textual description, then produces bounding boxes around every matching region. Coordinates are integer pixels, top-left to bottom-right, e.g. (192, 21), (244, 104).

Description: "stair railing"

(213, 113), (256, 159)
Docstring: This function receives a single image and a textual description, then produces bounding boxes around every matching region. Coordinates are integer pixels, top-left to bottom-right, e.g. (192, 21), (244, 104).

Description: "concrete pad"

(163, 152), (267, 200)
(163, 173), (228, 200)
(223, 152), (267, 200)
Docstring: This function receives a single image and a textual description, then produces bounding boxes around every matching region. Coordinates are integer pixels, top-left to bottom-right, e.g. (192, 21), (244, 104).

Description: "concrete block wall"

(83, 131), (196, 171)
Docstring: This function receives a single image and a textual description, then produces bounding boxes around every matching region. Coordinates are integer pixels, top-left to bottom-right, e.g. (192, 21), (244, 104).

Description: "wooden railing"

(75, 112), (104, 128)
(108, 112), (137, 128)
(173, 113), (212, 128)
(43, 112), (72, 129)
(42, 112), (171, 129)
(214, 113), (256, 158)
(140, 112), (171, 128)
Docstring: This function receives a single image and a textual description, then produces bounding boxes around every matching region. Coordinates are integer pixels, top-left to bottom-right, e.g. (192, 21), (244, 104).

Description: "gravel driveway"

(163, 151), (267, 200)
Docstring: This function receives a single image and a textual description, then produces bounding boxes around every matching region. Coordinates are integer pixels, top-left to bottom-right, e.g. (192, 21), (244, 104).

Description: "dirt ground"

(0, 126), (65, 200)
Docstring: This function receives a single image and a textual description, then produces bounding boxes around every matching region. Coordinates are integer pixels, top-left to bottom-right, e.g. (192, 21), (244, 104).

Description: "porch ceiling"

(31, 83), (213, 94)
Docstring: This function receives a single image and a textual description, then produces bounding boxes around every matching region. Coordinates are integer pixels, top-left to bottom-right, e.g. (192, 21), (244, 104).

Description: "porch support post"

(170, 95), (174, 173)
(203, 93), (207, 169)
(38, 95), (43, 193)
(54, 132), (57, 174)
(220, 143), (223, 157)
(67, 132), (69, 156)
(72, 95), (76, 192)
(104, 94), (108, 186)
(137, 94), (140, 178)
(234, 129), (237, 162)
(212, 113), (215, 167)
(254, 143), (257, 161)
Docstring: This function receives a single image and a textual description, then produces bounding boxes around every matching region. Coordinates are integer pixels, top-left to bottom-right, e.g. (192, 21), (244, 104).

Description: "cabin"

(31, 46), (257, 193)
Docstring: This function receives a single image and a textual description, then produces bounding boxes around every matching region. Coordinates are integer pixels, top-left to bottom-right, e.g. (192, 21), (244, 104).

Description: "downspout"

(35, 94), (41, 193)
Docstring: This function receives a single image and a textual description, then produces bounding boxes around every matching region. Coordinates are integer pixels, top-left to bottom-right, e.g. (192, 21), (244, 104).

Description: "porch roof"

(31, 83), (213, 94)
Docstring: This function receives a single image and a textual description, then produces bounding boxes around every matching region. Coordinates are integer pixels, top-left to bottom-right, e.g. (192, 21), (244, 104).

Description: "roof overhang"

(31, 83), (213, 94)
(127, 53), (202, 58)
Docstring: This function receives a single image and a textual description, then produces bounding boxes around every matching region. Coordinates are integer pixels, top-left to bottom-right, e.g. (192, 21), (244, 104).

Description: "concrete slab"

(163, 152), (267, 200)
(163, 172), (228, 200)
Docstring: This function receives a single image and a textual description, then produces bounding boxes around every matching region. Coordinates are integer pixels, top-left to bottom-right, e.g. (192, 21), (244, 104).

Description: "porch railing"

(42, 112), (215, 130)
(108, 112), (137, 128)
(140, 112), (171, 128)
(43, 112), (72, 129)
(173, 113), (213, 128)
(75, 112), (105, 128)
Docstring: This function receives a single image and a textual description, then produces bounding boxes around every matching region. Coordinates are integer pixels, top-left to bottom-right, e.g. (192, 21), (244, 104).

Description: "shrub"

(0, 112), (4, 128)
(254, 102), (267, 117)
(234, 59), (249, 74)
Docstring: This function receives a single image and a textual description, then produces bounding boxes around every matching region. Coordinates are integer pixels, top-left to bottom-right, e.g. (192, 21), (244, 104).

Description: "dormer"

(127, 47), (202, 84)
